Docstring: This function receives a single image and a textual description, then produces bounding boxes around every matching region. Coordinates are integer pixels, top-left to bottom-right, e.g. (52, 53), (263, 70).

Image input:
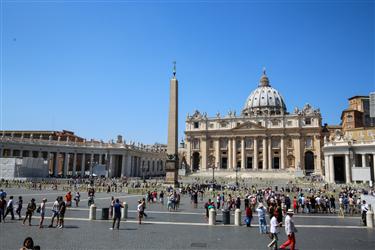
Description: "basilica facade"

(184, 71), (323, 176)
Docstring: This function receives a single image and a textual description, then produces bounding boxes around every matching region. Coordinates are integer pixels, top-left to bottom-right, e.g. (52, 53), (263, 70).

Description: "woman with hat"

(279, 209), (297, 250)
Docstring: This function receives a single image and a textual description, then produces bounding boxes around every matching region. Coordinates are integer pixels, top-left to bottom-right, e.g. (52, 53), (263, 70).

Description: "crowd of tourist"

(1, 176), (375, 250)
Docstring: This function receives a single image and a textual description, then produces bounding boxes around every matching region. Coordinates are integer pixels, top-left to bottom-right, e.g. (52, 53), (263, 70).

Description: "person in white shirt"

(361, 200), (369, 226)
(280, 209), (297, 250)
(39, 198), (47, 228)
(3, 196), (15, 220)
(268, 214), (280, 250)
(48, 197), (60, 228)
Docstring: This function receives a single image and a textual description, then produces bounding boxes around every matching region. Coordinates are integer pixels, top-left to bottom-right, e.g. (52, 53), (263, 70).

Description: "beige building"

(0, 130), (166, 178)
(323, 95), (375, 184)
(184, 71), (323, 176)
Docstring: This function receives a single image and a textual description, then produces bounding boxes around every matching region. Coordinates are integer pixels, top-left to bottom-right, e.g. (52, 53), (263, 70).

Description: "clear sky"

(1, 0), (374, 144)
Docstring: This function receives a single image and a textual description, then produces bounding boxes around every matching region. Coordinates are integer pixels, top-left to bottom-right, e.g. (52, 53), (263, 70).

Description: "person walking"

(268, 214), (281, 250)
(74, 192), (80, 207)
(279, 209), (297, 250)
(23, 198), (36, 226)
(16, 196), (23, 220)
(245, 204), (253, 227)
(48, 197), (60, 228)
(0, 196), (6, 223)
(57, 199), (66, 229)
(3, 195), (15, 220)
(110, 199), (124, 230)
(39, 198), (47, 228)
(256, 203), (267, 234)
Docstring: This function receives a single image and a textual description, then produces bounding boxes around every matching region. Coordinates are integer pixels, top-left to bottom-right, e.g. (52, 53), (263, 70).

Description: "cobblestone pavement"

(0, 188), (374, 250)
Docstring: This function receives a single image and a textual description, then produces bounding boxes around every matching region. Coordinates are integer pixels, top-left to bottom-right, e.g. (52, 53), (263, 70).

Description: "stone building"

(184, 71), (323, 176)
(0, 130), (166, 178)
(323, 94), (375, 184)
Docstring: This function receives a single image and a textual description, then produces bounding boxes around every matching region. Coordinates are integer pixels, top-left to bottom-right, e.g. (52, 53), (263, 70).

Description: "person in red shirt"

(293, 197), (298, 214)
(65, 192), (72, 207)
(245, 204), (253, 227)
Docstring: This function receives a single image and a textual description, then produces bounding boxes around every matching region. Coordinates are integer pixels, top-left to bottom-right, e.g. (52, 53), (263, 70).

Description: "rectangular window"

(305, 118), (311, 125)
(272, 120), (279, 126)
(220, 139), (228, 149)
(209, 140), (214, 149)
(245, 138), (253, 148)
(193, 139), (200, 150)
(272, 139), (280, 148)
(305, 138), (313, 148)
(194, 122), (199, 129)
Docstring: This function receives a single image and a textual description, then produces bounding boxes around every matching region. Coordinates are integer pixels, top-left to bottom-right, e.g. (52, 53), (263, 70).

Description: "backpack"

(36, 206), (41, 213)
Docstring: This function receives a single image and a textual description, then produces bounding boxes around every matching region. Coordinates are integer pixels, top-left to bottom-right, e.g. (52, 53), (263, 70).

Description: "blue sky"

(1, 0), (374, 144)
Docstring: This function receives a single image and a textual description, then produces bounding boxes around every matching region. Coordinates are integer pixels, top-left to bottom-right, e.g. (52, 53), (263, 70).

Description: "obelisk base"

(165, 160), (179, 187)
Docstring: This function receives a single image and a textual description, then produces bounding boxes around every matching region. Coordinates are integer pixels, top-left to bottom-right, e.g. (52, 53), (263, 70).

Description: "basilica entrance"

(273, 157), (280, 169)
(246, 157), (252, 169)
(221, 157), (228, 169)
(192, 152), (200, 171)
(334, 156), (345, 183)
(304, 151), (314, 175)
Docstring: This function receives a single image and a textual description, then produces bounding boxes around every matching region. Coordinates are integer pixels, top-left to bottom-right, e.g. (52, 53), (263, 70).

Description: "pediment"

(232, 121), (265, 131)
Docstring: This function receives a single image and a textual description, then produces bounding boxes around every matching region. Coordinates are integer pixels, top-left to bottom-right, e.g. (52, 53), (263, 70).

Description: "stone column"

(186, 139), (192, 169)
(253, 137), (258, 170)
(127, 154), (133, 177)
(54, 152), (59, 177)
(241, 138), (245, 169)
(72, 153), (77, 176)
(314, 136), (322, 174)
(99, 154), (103, 165)
(329, 155), (335, 183)
(362, 154), (366, 167)
(109, 154), (114, 177)
(89, 153), (94, 174)
(268, 137), (272, 170)
(165, 66), (179, 185)
(121, 154), (127, 177)
(324, 155), (330, 182)
(232, 138), (237, 169)
(293, 136), (302, 170)
(262, 137), (267, 170)
(345, 154), (351, 183)
(201, 138), (207, 171)
(215, 139), (220, 169)
(228, 138), (232, 169)
(81, 153), (86, 177)
(280, 136), (285, 170)
(63, 153), (69, 177)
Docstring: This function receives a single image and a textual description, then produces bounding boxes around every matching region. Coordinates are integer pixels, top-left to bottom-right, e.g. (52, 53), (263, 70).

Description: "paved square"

(0, 188), (374, 250)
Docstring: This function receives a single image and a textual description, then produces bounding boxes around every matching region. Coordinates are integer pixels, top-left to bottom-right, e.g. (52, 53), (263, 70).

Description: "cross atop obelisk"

(165, 61), (179, 186)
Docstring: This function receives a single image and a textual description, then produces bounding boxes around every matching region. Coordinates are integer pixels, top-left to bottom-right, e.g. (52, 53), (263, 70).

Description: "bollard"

(208, 208), (216, 225)
(121, 202), (128, 220)
(367, 205), (374, 228)
(89, 204), (96, 220)
(234, 209), (242, 226)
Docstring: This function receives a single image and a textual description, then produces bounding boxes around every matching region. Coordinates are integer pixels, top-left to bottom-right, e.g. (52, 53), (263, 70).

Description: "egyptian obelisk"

(165, 62), (179, 186)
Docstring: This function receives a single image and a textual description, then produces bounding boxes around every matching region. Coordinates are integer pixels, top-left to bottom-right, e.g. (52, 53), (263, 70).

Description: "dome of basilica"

(242, 70), (287, 116)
